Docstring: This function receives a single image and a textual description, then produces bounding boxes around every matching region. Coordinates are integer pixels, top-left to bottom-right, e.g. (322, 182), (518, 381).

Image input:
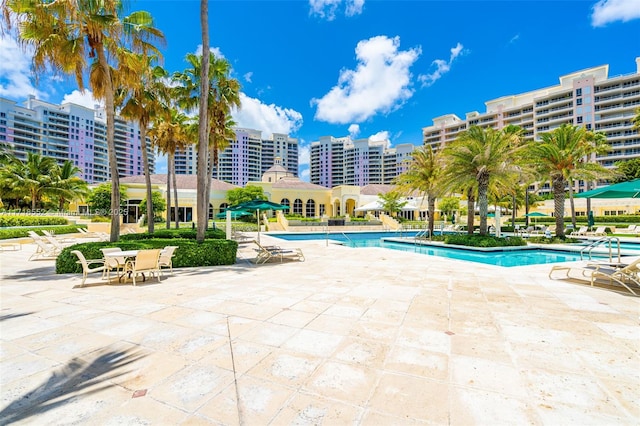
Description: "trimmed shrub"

(0, 216), (68, 227)
(120, 228), (226, 240)
(0, 225), (86, 240)
(56, 238), (238, 274)
(443, 234), (527, 247)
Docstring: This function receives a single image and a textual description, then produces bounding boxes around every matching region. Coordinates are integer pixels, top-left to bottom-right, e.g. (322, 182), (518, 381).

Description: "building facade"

(173, 128), (299, 187)
(422, 58), (640, 194)
(0, 96), (154, 183)
(310, 135), (417, 188)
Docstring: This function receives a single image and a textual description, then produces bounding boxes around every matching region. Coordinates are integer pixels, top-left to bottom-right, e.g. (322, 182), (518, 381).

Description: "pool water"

(270, 231), (599, 267)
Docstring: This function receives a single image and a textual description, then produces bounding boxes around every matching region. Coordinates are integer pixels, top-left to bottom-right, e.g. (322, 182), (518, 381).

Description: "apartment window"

(576, 116), (583, 124)
(576, 98), (582, 106)
(586, 123), (592, 130)
(576, 88), (582, 96)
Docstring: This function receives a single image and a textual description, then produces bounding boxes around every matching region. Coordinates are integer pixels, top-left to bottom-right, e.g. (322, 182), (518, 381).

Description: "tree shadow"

(0, 348), (147, 424)
(0, 312), (33, 322)
(1, 266), (58, 281)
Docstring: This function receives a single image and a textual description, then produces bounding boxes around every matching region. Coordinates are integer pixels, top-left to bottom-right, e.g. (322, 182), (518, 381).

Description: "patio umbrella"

(575, 179), (640, 199)
(215, 210), (251, 219)
(229, 199), (289, 243)
(525, 211), (549, 227)
(588, 210), (595, 228)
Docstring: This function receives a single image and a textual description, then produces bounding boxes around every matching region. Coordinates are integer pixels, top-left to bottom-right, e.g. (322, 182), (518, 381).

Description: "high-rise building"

(422, 58), (640, 193)
(173, 128), (299, 187)
(310, 135), (418, 188)
(0, 96), (154, 183)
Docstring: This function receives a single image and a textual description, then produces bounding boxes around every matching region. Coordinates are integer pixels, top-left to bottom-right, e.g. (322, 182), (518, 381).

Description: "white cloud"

(348, 124), (360, 138)
(244, 72), (253, 83)
(0, 37), (44, 100)
(195, 45), (225, 59)
(369, 130), (390, 148)
(312, 35), (420, 124)
(62, 90), (103, 109)
(509, 34), (520, 44)
(233, 93), (303, 138)
(418, 42), (465, 88)
(345, 0), (365, 17)
(309, 0), (364, 20)
(299, 167), (310, 182)
(591, 0), (640, 26)
(298, 143), (311, 168)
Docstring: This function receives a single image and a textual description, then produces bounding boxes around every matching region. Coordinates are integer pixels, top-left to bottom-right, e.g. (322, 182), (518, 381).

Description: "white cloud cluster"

(62, 90), (103, 109)
(348, 124), (360, 138)
(312, 35), (420, 124)
(195, 44), (225, 59)
(369, 130), (390, 148)
(0, 38), (44, 100)
(244, 72), (253, 83)
(591, 0), (640, 26)
(233, 93), (303, 138)
(309, 0), (364, 21)
(418, 42), (465, 88)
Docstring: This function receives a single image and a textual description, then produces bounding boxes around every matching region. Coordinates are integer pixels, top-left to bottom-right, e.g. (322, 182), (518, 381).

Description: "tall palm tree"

(3, 0), (163, 242)
(197, 0), (210, 242)
(50, 160), (89, 210)
(443, 125), (527, 236)
(149, 107), (190, 229)
(527, 123), (612, 237)
(118, 53), (169, 234)
(393, 145), (444, 238)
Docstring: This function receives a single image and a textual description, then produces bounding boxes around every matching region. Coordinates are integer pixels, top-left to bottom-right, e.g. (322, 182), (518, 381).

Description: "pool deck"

(1, 235), (639, 425)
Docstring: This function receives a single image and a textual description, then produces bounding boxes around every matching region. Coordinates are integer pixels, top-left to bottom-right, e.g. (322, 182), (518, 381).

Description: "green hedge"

(120, 228), (226, 240)
(442, 234), (527, 247)
(0, 216), (68, 227)
(56, 238), (238, 274)
(514, 215), (640, 224)
(0, 225), (86, 240)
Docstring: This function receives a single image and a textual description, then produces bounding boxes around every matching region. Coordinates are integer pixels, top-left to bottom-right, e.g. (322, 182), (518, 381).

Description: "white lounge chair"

(571, 226), (588, 236)
(29, 237), (61, 260)
(253, 241), (304, 264)
(616, 224), (638, 234)
(586, 226), (607, 236)
(549, 257), (640, 295)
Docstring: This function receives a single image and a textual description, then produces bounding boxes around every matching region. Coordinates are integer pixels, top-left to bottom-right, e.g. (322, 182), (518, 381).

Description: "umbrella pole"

(257, 208), (260, 244)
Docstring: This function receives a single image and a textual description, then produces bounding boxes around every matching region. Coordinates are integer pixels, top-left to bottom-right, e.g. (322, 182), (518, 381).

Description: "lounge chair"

(158, 246), (178, 275)
(71, 250), (107, 287)
(616, 224), (638, 234)
(42, 235), (73, 251)
(571, 226), (588, 236)
(253, 241), (305, 264)
(123, 249), (161, 286)
(549, 258), (640, 295)
(29, 237), (61, 260)
(586, 226), (607, 237)
(231, 230), (254, 244)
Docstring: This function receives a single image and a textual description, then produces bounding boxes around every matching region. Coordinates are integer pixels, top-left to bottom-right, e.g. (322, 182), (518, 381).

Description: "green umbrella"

(525, 211), (549, 227)
(215, 210), (251, 219)
(229, 199), (289, 243)
(575, 179), (640, 199)
(587, 210), (595, 228)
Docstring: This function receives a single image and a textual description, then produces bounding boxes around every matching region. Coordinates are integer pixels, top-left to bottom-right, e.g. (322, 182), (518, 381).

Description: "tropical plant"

(50, 160), (89, 210)
(86, 183), (127, 215)
(614, 158), (640, 182)
(118, 53), (169, 234)
(139, 190), (166, 222)
(196, 0), (210, 241)
(2, 0), (164, 242)
(526, 123), (612, 237)
(378, 191), (407, 217)
(443, 125), (527, 235)
(437, 197), (460, 218)
(393, 145), (444, 237)
(0, 152), (57, 210)
(227, 186), (266, 206)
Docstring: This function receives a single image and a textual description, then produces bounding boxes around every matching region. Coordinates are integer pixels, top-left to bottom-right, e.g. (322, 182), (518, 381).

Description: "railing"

(580, 236), (621, 262)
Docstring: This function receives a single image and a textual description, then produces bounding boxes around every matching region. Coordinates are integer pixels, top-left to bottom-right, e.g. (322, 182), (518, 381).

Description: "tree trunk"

(466, 188), (475, 235)
(478, 173), (489, 236)
(96, 44), (120, 242)
(196, 0), (211, 242)
(140, 123), (154, 234)
(427, 194), (435, 239)
(166, 157), (171, 229)
(568, 182), (576, 230)
(172, 152), (179, 229)
(553, 175), (566, 238)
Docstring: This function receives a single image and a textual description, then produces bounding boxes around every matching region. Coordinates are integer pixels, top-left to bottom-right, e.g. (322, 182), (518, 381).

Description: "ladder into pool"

(580, 236), (621, 262)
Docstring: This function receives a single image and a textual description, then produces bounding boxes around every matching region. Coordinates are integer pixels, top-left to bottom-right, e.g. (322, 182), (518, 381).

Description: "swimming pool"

(270, 231), (602, 267)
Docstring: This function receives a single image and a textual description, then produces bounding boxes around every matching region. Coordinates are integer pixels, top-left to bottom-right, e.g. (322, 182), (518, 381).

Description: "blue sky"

(1, 0), (639, 181)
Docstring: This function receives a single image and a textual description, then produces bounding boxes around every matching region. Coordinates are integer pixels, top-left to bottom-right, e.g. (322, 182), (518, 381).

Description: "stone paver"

(1, 235), (639, 425)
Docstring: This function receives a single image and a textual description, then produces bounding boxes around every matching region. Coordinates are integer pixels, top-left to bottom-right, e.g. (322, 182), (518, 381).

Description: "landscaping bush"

(56, 238), (238, 274)
(0, 225), (86, 240)
(0, 216), (68, 227)
(528, 236), (579, 244)
(120, 228), (226, 240)
(443, 234), (527, 247)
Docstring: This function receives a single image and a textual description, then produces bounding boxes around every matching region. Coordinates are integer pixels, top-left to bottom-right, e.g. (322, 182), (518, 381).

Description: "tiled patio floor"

(1, 235), (638, 425)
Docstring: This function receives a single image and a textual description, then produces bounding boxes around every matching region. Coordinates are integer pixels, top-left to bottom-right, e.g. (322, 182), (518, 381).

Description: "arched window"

(293, 199), (303, 215)
(280, 198), (290, 209)
(305, 199), (316, 218)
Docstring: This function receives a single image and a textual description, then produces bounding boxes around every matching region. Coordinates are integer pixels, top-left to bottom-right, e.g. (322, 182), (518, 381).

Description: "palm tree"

(394, 145), (444, 238)
(2, 152), (57, 210)
(197, 0), (210, 242)
(118, 53), (169, 234)
(50, 160), (89, 211)
(443, 125), (527, 236)
(527, 123), (612, 237)
(173, 52), (241, 240)
(3, 0), (164, 242)
(149, 107), (191, 229)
